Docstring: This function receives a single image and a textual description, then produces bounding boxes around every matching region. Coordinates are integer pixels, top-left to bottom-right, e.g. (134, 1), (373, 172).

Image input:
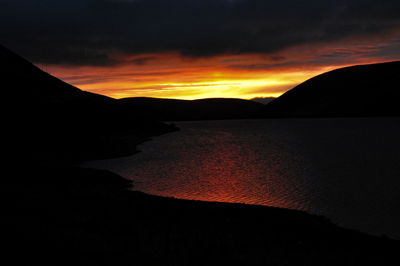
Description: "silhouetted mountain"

(2, 44), (176, 165)
(2, 44), (113, 103)
(119, 97), (264, 121)
(263, 61), (400, 117)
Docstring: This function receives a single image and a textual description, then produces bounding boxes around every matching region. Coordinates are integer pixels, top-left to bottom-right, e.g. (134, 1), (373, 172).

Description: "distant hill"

(119, 97), (265, 121)
(251, 97), (276, 105)
(263, 61), (400, 117)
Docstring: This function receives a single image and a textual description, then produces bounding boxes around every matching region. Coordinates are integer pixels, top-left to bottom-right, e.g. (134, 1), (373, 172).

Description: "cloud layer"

(2, 0), (400, 65)
(2, 0), (400, 99)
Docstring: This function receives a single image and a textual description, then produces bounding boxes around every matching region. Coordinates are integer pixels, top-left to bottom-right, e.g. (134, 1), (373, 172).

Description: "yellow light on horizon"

(41, 44), (397, 100)
(78, 77), (298, 100)
(44, 52), (342, 100)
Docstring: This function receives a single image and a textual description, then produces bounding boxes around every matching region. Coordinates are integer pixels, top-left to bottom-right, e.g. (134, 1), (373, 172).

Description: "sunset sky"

(2, 0), (400, 99)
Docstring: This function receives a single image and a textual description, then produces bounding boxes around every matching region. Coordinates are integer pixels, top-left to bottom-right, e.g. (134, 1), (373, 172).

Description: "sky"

(2, 0), (400, 99)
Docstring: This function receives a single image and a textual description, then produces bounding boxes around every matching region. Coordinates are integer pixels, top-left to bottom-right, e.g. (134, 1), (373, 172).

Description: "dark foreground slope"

(264, 61), (400, 117)
(1, 44), (176, 165)
(4, 166), (400, 266)
(119, 97), (265, 121)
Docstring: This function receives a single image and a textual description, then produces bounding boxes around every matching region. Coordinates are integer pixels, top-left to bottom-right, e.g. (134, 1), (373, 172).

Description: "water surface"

(83, 118), (400, 238)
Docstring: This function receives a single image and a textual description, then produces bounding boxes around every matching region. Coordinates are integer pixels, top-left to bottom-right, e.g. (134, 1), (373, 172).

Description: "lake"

(83, 118), (400, 238)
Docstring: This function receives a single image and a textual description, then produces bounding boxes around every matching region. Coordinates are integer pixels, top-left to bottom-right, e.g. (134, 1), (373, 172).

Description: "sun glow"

(149, 79), (290, 99)
(68, 73), (302, 100)
(44, 51), (380, 100)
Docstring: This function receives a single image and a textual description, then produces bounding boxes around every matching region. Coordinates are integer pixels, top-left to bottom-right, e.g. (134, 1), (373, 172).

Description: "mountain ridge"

(264, 61), (400, 117)
(1, 44), (175, 165)
(1, 44), (113, 103)
(118, 96), (265, 121)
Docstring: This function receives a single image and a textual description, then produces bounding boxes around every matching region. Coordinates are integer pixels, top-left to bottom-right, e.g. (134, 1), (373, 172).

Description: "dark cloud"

(227, 62), (294, 71)
(1, 0), (400, 65)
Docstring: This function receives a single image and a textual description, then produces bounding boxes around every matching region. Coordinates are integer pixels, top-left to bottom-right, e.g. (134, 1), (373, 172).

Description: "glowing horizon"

(41, 43), (400, 100)
(46, 67), (312, 100)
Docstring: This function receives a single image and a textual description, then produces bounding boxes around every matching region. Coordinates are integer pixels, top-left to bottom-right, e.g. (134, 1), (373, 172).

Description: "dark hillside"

(264, 61), (400, 117)
(1, 44), (175, 165)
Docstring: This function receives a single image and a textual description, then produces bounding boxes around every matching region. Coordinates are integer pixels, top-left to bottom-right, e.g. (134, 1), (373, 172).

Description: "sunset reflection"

(86, 121), (311, 210)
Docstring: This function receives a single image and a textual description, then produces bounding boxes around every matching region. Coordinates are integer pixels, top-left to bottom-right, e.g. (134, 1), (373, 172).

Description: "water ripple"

(83, 118), (400, 238)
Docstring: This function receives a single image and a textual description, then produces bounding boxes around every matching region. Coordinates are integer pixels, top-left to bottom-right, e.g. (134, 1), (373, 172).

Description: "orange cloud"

(44, 42), (399, 100)
(44, 53), (309, 99)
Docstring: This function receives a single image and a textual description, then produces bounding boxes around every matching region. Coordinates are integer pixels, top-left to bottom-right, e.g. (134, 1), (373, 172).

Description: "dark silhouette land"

(263, 61), (400, 117)
(118, 97), (264, 121)
(2, 44), (177, 165)
(2, 44), (400, 265)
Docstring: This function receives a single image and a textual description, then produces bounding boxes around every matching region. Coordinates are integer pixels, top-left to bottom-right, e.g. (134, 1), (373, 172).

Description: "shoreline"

(5, 127), (400, 265)
(5, 166), (399, 265)
(82, 118), (400, 240)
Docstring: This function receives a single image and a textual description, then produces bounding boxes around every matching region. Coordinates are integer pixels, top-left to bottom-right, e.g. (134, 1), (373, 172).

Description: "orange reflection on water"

(135, 128), (309, 210)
